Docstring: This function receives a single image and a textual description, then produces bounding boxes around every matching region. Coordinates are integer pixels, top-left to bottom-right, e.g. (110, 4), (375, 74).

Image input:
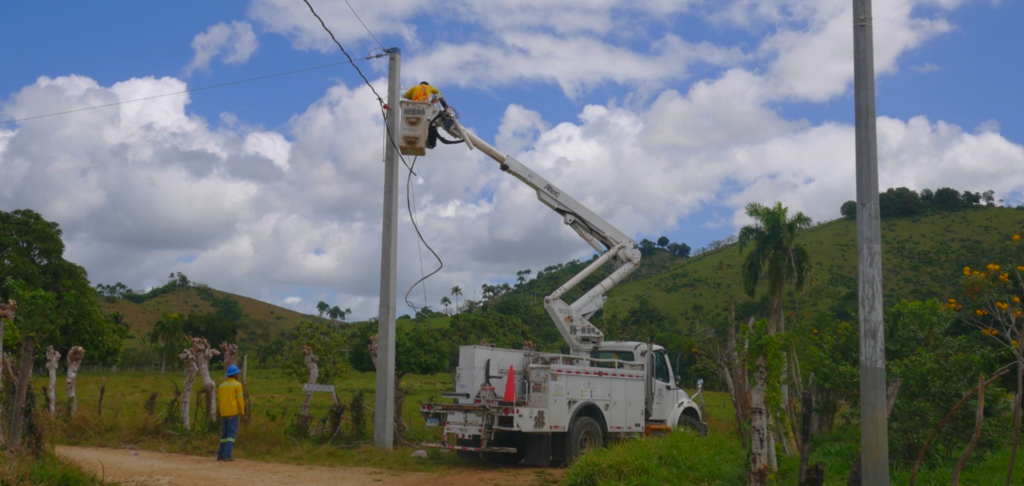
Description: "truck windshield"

(590, 350), (634, 368)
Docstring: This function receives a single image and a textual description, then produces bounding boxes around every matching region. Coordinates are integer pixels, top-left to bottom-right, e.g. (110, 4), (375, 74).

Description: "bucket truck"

(414, 105), (706, 466)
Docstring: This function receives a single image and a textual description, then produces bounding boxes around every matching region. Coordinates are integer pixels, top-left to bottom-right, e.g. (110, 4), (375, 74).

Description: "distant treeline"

(841, 186), (1016, 219)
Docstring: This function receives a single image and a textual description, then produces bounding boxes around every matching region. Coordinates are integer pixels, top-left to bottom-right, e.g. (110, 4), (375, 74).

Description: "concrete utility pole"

(852, 1), (890, 484)
(374, 47), (401, 450)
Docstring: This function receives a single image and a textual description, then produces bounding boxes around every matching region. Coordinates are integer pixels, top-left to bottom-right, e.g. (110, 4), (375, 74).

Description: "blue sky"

(2, 0), (1022, 318)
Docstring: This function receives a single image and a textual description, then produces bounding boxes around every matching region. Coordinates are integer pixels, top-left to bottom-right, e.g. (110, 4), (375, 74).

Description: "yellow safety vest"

(403, 84), (441, 102)
(218, 378), (245, 417)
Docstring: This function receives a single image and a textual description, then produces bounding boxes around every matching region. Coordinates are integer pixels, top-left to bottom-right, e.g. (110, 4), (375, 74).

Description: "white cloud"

(184, 21), (259, 76)
(2, 0), (1016, 319)
(406, 33), (746, 98)
(248, 0), (421, 52)
(2, 71), (1021, 319)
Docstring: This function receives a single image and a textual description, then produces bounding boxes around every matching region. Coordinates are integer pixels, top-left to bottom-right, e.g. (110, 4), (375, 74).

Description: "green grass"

(36, 368), (507, 473)
(565, 390), (1023, 486)
(37, 368), (1024, 484)
(0, 450), (114, 486)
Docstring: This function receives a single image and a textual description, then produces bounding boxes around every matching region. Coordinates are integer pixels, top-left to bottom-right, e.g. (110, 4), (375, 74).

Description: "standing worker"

(216, 364), (245, 462)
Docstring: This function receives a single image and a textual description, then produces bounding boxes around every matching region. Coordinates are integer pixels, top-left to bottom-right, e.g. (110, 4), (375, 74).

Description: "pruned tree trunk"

(220, 342), (239, 368)
(728, 307), (752, 445)
(953, 374), (987, 486)
(798, 389), (817, 485)
(65, 346), (85, 417)
(394, 376), (407, 446)
(190, 337), (220, 425)
(749, 352), (770, 486)
(45, 346), (61, 416)
(97, 377), (106, 418)
(369, 335), (379, 369)
(300, 346), (319, 417)
(179, 347), (199, 429)
(910, 369), (1010, 485)
(9, 336), (34, 449)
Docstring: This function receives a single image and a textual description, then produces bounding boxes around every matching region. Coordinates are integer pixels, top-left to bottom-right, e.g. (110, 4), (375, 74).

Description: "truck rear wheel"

(565, 416), (603, 462)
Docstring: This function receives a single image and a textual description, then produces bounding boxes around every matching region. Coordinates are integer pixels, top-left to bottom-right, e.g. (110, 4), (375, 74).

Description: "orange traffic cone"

(503, 365), (516, 403)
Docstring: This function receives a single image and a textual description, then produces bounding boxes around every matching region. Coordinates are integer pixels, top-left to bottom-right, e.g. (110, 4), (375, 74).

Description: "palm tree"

(450, 286), (462, 314)
(737, 201), (812, 334)
(328, 305), (342, 322)
(440, 296), (452, 315)
(737, 201), (811, 465)
(150, 312), (183, 375)
(524, 269), (532, 282)
(316, 301), (330, 321)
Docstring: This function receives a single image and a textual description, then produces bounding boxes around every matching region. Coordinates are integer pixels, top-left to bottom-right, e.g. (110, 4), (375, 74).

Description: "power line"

(1, 57), (381, 126)
(302, 0), (446, 309)
(301, 0), (385, 106)
(343, 0), (385, 51)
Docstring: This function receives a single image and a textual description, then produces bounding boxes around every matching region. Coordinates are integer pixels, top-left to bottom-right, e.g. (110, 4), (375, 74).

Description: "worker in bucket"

(403, 81), (455, 149)
(403, 81), (450, 109)
(216, 364), (246, 462)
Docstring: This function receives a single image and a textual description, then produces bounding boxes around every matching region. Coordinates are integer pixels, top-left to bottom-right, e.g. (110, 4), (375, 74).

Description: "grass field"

(34, 367), (568, 484)
(33, 367), (1023, 485)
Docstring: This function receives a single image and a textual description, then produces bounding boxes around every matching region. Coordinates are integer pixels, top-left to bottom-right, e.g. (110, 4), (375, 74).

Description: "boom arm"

(452, 120), (641, 353)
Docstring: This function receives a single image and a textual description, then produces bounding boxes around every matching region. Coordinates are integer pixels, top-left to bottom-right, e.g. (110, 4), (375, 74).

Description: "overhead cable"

(343, 0), (385, 51)
(301, 0), (385, 106)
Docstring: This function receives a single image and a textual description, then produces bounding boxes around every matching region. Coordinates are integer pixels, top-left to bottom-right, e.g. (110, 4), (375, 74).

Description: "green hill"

(602, 206), (1024, 326)
(100, 286), (309, 339)
(102, 206), (1023, 348)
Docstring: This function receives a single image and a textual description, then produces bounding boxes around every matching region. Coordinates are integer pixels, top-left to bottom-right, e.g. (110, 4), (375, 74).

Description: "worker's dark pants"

(218, 415), (240, 459)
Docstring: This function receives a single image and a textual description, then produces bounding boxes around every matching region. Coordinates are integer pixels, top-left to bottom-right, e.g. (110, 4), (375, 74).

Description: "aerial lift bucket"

(399, 100), (431, 156)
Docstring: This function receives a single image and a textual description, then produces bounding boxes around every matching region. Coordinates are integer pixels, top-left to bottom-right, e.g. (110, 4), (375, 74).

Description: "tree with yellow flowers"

(953, 233), (1024, 485)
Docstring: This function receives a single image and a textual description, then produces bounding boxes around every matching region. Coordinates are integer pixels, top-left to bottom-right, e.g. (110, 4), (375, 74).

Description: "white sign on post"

(302, 383), (336, 393)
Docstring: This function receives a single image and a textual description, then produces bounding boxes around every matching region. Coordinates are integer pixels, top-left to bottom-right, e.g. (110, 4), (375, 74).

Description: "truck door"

(651, 349), (675, 422)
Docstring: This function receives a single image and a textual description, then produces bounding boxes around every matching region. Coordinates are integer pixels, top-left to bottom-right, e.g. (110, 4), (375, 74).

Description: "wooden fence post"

(9, 336), (35, 449)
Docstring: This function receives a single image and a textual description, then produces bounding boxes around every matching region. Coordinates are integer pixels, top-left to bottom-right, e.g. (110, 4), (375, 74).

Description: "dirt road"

(57, 446), (561, 486)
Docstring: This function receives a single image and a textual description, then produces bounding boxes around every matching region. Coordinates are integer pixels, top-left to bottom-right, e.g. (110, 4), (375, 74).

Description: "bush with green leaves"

(283, 320), (349, 384)
(797, 299), (1000, 463)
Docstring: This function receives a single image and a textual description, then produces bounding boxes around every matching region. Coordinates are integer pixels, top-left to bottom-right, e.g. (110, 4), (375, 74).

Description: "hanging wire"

(301, 0), (386, 106)
(343, 0), (385, 50)
(403, 155), (444, 314)
(303, 0), (443, 313)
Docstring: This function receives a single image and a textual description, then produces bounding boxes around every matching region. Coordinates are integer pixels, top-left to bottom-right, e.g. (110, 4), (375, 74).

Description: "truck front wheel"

(565, 416), (603, 462)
